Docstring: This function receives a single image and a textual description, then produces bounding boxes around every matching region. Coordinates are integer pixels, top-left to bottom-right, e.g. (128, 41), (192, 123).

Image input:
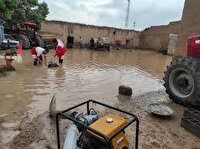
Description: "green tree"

(0, 0), (49, 29)
(0, 0), (19, 20)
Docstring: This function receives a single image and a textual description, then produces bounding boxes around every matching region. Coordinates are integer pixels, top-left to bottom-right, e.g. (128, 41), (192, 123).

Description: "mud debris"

(8, 112), (56, 149)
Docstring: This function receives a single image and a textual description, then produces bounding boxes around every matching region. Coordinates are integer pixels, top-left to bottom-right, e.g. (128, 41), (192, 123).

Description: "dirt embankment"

(4, 112), (56, 149)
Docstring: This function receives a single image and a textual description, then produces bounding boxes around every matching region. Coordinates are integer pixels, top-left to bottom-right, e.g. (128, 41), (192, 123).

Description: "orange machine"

(56, 100), (139, 149)
(89, 114), (129, 149)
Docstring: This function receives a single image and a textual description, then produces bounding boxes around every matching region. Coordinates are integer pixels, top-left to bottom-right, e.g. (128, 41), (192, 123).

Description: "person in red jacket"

(53, 38), (67, 65)
(31, 46), (49, 66)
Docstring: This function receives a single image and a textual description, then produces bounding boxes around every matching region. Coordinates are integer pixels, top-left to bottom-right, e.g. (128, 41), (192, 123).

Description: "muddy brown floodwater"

(0, 49), (199, 149)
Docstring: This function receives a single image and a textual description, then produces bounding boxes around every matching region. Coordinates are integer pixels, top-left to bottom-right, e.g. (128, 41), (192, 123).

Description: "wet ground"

(0, 49), (199, 149)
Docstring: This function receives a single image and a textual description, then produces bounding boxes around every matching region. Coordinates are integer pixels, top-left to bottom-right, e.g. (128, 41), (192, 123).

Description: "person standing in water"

(79, 37), (83, 49)
(90, 37), (94, 49)
(16, 41), (23, 64)
(31, 46), (49, 66)
(53, 38), (67, 65)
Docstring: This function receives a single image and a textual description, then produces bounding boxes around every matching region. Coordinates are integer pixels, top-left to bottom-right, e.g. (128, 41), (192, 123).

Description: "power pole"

(125, 0), (130, 28)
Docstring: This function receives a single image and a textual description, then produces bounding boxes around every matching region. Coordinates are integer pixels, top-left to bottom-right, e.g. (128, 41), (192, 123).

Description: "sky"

(39, 0), (185, 31)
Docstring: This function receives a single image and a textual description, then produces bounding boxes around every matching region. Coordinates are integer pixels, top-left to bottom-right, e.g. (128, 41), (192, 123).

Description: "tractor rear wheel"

(163, 57), (200, 107)
(16, 34), (30, 49)
(35, 36), (45, 47)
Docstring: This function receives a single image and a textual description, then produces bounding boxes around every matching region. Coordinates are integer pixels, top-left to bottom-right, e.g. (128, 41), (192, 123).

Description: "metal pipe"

(135, 118), (139, 149)
(56, 114), (60, 149)
(87, 102), (90, 115)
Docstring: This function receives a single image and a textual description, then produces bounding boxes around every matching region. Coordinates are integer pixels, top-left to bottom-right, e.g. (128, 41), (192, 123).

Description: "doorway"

(67, 36), (74, 48)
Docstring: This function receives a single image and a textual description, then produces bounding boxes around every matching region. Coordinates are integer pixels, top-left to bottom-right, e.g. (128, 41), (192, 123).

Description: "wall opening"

(125, 39), (133, 48)
(67, 36), (74, 48)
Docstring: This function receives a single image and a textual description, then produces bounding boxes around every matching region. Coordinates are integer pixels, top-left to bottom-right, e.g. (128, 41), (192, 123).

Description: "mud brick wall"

(41, 21), (140, 47)
(141, 21), (180, 51)
(41, 20), (180, 51)
(175, 0), (200, 56)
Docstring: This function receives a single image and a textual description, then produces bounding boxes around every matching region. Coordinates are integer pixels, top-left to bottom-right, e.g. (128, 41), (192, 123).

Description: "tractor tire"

(16, 34), (30, 49)
(163, 57), (200, 107)
(35, 36), (45, 47)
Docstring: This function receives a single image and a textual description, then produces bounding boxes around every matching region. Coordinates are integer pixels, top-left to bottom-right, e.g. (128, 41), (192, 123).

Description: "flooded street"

(0, 49), (199, 149)
(0, 49), (171, 117)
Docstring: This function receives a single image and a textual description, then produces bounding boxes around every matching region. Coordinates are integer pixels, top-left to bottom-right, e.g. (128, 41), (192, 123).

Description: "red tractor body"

(187, 35), (200, 58)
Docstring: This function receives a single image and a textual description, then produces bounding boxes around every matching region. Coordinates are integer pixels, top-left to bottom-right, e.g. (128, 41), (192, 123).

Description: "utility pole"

(125, 0), (130, 28)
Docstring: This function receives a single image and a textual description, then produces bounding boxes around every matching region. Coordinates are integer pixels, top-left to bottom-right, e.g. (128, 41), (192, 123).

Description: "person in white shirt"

(56, 39), (64, 47)
(31, 46), (49, 65)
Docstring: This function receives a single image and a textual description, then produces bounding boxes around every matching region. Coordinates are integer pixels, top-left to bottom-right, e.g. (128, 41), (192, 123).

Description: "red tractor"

(5, 21), (45, 49)
(164, 35), (200, 107)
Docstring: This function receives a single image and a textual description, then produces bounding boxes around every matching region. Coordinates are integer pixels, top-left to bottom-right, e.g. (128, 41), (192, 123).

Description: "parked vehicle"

(1, 34), (19, 50)
(0, 19), (18, 50)
(5, 21), (55, 49)
(39, 33), (56, 49)
(95, 37), (111, 51)
(164, 35), (200, 107)
(5, 22), (41, 49)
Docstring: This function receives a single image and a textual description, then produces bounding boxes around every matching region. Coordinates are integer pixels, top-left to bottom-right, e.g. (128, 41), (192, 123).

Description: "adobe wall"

(41, 21), (140, 47)
(141, 21), (180, 51)
(41, 20), (181, 51)
(175, 0), (200, 56)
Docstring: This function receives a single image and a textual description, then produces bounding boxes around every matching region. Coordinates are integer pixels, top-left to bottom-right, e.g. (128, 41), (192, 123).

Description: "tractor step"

(183, 108), (200, 121)
(181, 108), (200, 138)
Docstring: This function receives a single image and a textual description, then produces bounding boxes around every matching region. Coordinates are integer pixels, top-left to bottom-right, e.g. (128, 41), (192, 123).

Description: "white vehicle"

(0, 19), (19, 50)
(1, 34), (19, 50)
